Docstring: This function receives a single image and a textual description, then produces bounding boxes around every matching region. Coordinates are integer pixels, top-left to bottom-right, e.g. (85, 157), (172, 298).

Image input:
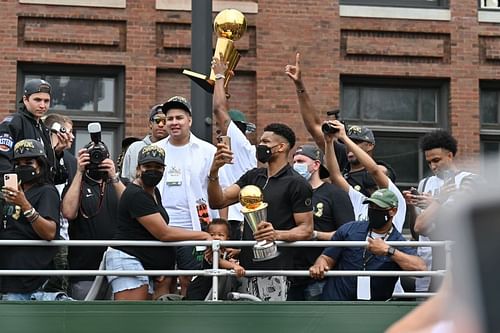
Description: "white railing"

(0, 239), (449, 301)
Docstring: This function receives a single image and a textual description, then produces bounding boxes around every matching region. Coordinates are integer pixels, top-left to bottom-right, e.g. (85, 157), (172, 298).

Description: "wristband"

(110, 175), (120, 184)
(311, 230), (318, 241)
(207, 175), (219, 182)
(296, 88), (306, 94)
(23, 207), (36, 218)
(215, 73), (225, 81)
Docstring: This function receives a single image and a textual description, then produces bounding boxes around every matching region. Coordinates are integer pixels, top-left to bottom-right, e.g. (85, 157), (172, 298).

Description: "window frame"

(17, 63), (125, 158)
(340, 0), (449, 9)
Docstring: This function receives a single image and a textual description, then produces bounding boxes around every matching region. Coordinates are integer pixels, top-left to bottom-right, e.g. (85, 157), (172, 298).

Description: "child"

(205, 219), (245, 277)
(185, 219), (245, 300)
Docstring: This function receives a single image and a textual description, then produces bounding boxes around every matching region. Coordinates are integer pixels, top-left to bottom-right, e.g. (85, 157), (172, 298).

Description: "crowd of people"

(0, 53), (480, 307)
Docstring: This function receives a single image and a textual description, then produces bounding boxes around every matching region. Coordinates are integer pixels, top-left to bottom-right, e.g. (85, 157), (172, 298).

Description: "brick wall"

(1, 0), (500, 171)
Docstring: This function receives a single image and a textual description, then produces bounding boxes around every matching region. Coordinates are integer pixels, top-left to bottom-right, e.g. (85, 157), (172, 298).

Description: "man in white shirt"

(212, 57), (257, 240)
(154, 96), (227, 296)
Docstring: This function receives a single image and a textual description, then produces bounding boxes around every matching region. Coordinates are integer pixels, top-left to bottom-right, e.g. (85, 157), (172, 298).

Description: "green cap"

(228, 109), (246, 122)
(362, 188), (398, 209)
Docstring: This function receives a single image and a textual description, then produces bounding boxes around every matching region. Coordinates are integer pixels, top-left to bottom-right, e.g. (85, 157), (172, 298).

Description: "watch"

(387, 246), (396, 257)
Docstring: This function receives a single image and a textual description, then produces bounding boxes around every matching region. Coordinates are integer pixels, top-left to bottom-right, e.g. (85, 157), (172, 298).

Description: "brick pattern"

(2, 0), (500, 172)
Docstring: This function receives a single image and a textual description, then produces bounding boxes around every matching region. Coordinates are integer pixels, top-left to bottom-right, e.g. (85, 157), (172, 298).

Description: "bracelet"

(110, 175), (120, 184)
(207, 175), (219, 182)
(23, 207), (36, 218)
(296, 88), (306, 94)
(28, 211), (40, 225)
(215, 73), (225, 81)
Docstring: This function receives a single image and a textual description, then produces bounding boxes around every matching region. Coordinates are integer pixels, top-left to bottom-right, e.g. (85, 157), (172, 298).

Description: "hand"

(413, 192), (434, 209)
(211, 53), (232, 77)
(204, 249), (214, 263)
(232, 263), (246, 278)
(309, 260), (329, 280)
(225, 247), (241, 260)
(367, 237), (390, 256)
(210, 143), (233, 172)
(2, 185), (29, 209)
(98, 158), (117, 178)
(285, 52), (302, 84)
(437, 182), (457, 204)
(53, 131), (71, 154)
(253, 221), (277, 242)
(77, 149), (90, 173)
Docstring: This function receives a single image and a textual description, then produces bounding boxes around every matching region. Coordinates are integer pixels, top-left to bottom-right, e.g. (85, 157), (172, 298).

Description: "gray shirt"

(120, 135), (152, 181)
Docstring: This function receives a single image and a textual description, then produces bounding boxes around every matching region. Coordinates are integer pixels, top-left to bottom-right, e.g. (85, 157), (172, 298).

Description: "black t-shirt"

(236, 164), (313, 270)
(0, 184), (60, 293)
(292, 182), (355, 286)
(113, 183), (175, 270)
(65, 175), (120, 282)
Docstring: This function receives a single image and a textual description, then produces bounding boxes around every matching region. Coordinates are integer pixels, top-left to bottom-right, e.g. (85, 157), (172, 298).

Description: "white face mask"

(293, 162), (312, 181)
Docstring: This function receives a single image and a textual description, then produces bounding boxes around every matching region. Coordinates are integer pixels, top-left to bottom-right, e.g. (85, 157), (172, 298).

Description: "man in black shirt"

(0, 79), (70, 184)
(61, 147), (125, 300)
(208, 123), (314, 301)
(290, 144), (355, 300)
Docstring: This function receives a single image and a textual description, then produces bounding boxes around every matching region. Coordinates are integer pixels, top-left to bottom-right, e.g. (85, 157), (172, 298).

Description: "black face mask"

(15, 165), (39, 184)
(141, 170), (163, 187)
(256, 144), (279, 164)
(367, 208), (391, 230)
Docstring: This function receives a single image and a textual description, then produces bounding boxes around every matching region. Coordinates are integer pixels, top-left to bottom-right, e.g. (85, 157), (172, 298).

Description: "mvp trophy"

(182, 8), (247, 96)
(239, 185), (279, 261)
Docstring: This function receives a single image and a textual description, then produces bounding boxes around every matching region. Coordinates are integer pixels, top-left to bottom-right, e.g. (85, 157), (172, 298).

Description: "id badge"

(357, 276), (371, 300)
(166, 166), (182, 186)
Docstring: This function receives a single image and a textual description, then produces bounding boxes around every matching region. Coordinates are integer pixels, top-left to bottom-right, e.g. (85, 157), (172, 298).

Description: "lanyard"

(362, 226), (393, 271)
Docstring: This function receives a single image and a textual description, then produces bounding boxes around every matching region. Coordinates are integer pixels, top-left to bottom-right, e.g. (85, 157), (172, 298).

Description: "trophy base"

(182, 69), (214, 93)
(252, 240), (280, 262)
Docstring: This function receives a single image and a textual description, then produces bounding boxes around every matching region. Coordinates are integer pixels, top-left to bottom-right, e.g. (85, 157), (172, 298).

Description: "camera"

(321, 109), (347, 134)
(84, 123), (110, 178)
(50, 122), (67, 134)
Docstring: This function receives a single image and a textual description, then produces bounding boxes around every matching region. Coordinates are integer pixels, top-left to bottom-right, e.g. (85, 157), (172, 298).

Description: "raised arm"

(207, 143), (240, 209)
(212, 55), (232, 136)
(323, 129), (350, 192)
(285, 52), (325, 151)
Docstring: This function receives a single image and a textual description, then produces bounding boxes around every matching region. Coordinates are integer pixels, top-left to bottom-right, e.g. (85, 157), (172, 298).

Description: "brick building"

(1, 0), (500, 187)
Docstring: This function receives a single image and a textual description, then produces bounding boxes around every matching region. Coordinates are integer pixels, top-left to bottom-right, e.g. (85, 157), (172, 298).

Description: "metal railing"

(0, 239), (449, 301)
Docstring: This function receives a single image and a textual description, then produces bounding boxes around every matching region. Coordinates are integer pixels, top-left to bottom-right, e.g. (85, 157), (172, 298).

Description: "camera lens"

(60, 127), (67, 134)
(321, 123), (338, 134)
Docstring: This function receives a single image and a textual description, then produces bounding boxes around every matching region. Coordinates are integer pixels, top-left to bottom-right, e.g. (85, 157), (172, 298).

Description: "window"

(340, 0), (448, 8)
(481, 0), (500, 9)
(341, 76), (449, 188)
(480, 82), (500, 171)
(18, 64), (125, 158)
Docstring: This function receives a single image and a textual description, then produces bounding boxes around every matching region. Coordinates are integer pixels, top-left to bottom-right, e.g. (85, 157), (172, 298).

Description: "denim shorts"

(105, 248), (153, 295)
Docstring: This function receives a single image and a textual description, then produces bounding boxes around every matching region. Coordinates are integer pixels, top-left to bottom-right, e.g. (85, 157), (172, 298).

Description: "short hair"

(420, 130), (458, 156)
(208, 218), (231, 235)
(43, 113), (66, 129)
(263, 123), (296, 149)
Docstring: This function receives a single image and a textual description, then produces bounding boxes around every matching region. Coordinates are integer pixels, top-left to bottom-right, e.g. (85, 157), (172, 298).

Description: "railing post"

(211, 240), (220, 301)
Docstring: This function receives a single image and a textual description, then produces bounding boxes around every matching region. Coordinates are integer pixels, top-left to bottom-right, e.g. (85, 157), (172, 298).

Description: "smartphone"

(218, 135), (231, 150)
(410, 188), (420, 196)
(3, 173), (18, 189)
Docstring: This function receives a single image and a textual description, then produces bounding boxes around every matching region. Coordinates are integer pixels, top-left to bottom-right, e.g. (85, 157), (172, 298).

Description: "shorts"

(105, 248), (153, 295)
(175, 246), (203, 270)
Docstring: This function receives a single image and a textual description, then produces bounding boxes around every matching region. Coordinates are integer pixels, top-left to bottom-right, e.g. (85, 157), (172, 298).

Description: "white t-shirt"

(348, 179), (406, 232)
(162, 142), (191, 229)
(224, 121), (257, 221)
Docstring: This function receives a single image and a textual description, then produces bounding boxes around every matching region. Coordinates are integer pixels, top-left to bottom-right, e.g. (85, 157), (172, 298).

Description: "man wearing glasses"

(120, 104), (168, 181)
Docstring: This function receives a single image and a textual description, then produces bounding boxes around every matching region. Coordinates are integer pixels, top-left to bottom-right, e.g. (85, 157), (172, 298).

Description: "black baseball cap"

(137, 145), (166, 166)
(149, 104), (164, 121)
(162, 96), (192, 115)
(20, 79), (52, 103)
(294, 144), (330, 179)
(13, 139), (47, 160)
(348, 125), (375, 144)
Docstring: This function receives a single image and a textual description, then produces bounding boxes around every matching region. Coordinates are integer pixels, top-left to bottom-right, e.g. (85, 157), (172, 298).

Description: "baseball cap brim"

(362, 197), (393, 209)
(138, 156), (165, 166)
(162, 101), (191, 115)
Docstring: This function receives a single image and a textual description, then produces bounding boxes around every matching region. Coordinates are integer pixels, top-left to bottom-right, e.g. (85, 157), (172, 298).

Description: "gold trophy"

(182, 8), (247, 95)
(239, 185), (279, 262)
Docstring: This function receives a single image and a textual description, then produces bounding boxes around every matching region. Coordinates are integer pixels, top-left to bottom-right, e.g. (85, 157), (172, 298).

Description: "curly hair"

(420, 130), (458, 156)
(263, 123), (296, 149)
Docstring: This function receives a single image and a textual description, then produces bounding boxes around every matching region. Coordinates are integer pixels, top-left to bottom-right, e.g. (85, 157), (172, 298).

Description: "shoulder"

(335, 221), (365, 237)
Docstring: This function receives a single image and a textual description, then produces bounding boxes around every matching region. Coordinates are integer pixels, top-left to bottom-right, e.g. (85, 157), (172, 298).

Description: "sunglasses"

(152, 117), (166, 125)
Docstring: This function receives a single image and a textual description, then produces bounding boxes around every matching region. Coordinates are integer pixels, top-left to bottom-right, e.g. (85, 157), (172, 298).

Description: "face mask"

(141, 170), (163, 187)
(256, 144), (278, 164)
(15, 165), (39, 184)
(367, 208), (390, 229)
(293, 162), (312, 180)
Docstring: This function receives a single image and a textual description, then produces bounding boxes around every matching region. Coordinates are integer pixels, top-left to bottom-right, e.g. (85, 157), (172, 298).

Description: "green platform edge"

(0, 301), (417, 333)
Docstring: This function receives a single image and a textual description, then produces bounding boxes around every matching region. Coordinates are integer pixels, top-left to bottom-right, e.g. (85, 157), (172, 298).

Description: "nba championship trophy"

(239, 185), (279, 261)
(182, 8), (247, 95)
